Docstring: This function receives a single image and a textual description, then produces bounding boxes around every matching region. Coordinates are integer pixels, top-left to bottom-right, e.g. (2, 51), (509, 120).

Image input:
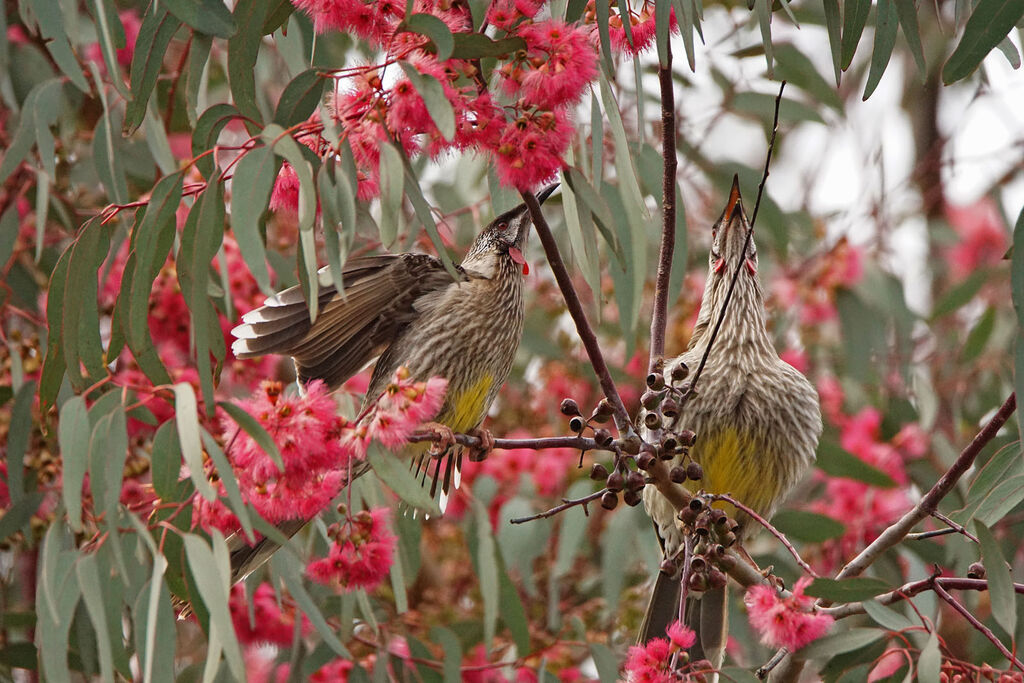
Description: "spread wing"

(231, 254), (461, 389)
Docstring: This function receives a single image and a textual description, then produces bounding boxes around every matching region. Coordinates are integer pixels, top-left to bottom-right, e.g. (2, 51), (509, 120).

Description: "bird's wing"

(232, 254), (462, 389)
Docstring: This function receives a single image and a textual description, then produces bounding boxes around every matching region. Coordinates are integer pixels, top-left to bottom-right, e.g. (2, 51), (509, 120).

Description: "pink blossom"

(364, 372), (447, 449)
(624, 637), (673, 683)
(608, 6), (677, 55)
(85, 10), (142, 74)
(494, 110), (573, 191)
(869, 648), (910, 681)
(744, 578), (833, 651)
(506, 21), (598, 109)
(230, 583), (311, 646)
(307, 508), (396, 592)
(666, 621), (697, 650)
(310, 658), (355, 681)
(944, 197), (1008, 279)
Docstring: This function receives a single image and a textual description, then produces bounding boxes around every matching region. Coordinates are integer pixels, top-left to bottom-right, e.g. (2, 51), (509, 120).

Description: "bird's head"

(464, 184), (558, 274)
(708, 175), (757, 280)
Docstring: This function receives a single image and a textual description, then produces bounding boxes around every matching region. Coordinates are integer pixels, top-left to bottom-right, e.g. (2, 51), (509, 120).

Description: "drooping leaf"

(449, 33), (525, 59)
(771, 509), (846, 543)
(183, 534), (246, 681)
(125, 4), (183, 133)
(173, 383), (217, 501)
(402, 14), (454, 60)
(273, 69), (326, 127)
(821, 0), (842, 84)
(863, 0), (899, 100)
(367, 446), (441, 514)
(230, 144), (278, 295)
(975, 521), (1016, 639)
(841, 0), (872, 69)
(228, 0), (271, 122)
(943, 0), (1024, 84)
(798, 627), (884, 659)
(804, 577), (892, 602)
(816, 440), (897, 488)
(163, 0), (238, 37)
(893, 0), (927, 79)
(399, 62), (456, 140)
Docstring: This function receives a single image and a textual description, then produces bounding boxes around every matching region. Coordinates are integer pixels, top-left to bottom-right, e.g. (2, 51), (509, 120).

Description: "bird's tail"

(638, 574), (728, 672)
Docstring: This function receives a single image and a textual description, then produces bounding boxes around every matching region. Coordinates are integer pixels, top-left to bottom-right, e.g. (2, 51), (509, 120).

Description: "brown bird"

(639, 178), (822, 666)
(226, 185), (558, 583)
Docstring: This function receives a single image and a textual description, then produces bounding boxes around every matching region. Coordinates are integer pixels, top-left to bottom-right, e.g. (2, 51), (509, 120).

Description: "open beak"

(723, 175), (744, 224)
(536, 183), (559, 205)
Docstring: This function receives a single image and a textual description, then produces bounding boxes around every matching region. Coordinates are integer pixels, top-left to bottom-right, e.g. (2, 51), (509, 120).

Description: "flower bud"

(600, 491), (619, 510)
(626, 471), (646, 491)
(589, 463), (609, 480)
(686, 462), (704, 481)
(623, 489), (642, 506)
(593, 428), (614, 447)
(669, 465), (688, 483)
(568, 416), (585, 433)
(606, 472), (624, 492)
(679, 430), (697, 447)
(560, 398), (581, 416)
(644, 411), (662, 430)
(646, 372), (666, 390)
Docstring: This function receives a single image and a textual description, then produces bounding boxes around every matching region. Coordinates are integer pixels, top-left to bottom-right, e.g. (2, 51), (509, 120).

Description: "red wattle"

(509, 247), (529, 275)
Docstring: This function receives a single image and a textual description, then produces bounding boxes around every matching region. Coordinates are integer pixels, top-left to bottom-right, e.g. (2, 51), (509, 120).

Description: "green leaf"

(449, 33), (525, 59)
(589, 643), (620, 683)
(0, 493), (43, 542)
(429, 626), (462, 683)
(93, 110), (130, 204)
(133, 564), (175, 683)
(798, 627), (884, 659)
(755, 0), (774, 77)
(76, 554), (115, 682)
(150, 420), (182, 501)
(841, 0), (871, 69)
(403, 14), (454, 60)
(40, 246), (71, 411)
(6, 381), (35, 506)
(862, 599), (915, 632)
(976, 521), (1016, 636)
(953, 442), (1024, 525)
(230, 144), (278, 294)
(816, 440), (897, 488)
(228, 0), (271, 123)
(472, 499), (500, 649)
(192, 104), (242, 179)
(774, 43), (843, 111)
(402, 164), (458, 278)
(85, 0), (130, 95)
(183, 534), (246, 681)
(917, 630), (941, 683)
(971, 474), (1024, 528)
(163, 0), (238, 37)
(932, 269), (988, 318)
(863, 0), (898, 101)
(273, 69), (326, 127)
(31, 0), (90, 92)
(399, 62), (456, 141)
(173, 383), (217, 501)
(821, 0), (842, 85)
(218, 401), (284, 471)
(553, 480), (592, 577)
(497, 555), (529, 652)
(200, 427), (254, 539)
(771, 509), (846, 543)
(0, 78), (42, 185)
(962, 307), (996, 362)
(893, 0), (926, 79)
(733, 92), (825, 125)
(270, 553), (350, 656)
(943, 0), (1024, 84)
(367, 445), (441, 515)
(88, 407), (129, 535)
(378, 142), (405, 247)
(125, 4), (182, 134)
(804, 577), (892, 602)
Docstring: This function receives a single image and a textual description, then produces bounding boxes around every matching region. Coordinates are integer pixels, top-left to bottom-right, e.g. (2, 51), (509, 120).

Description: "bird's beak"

(723, 175), (744, 225)
(536, 183), (559, 205)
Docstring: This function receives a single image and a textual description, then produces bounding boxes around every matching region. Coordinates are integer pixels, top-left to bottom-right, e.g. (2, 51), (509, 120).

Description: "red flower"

(744, 578), (833, 650)
(230, 583), (311, 646)
(307, 508), (396, 592)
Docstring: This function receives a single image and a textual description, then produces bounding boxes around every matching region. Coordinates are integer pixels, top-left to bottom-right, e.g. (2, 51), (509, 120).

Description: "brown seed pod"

(659, 558), (679, 576)
(637, 452), (656, 470)
(646, 372), (666, 390)
(967, 562), (986, 579)
(670, 361), (689, 383)
(661, 398), (679, 418)
(589, 463), (609, 480)
(606, 471), (625, 492)
(593, 398), (614, 422)
(641, 390), (662, 410)
(679, 430), (697, 447)
(600, 491), (619, 510)
(686, 461), (704, 480)
(594, 428), (614, 447)
(678, 507), (697, 525)
(669, 465), (688, 483)
(689, 556), (707, 573)
(626, 471), (646, 491)
(623, 489), (642, 507)
(620, 434), (642, 455)
(568, 416), (585, 432)
(560, 398), (581, 416)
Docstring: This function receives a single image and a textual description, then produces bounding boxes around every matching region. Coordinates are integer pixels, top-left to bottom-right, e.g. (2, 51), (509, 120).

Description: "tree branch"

(934, 581), (1024, 671)
(508, 488), (608, 524)
(835, 392), (1015, 581)
(522, 190), (632, 431)
(406, 432), (603, 452)
(711, 493), (818, 578)
(820, 576), (1024, 620)
(649, 39), (677, 371)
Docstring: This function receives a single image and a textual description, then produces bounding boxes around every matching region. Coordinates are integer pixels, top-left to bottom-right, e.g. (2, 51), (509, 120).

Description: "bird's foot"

(466, 427), (495, 462)
(423, 422), (456, 456)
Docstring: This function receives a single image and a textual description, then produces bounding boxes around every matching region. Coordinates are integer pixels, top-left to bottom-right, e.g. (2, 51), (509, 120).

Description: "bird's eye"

(497, 221), (508, 230)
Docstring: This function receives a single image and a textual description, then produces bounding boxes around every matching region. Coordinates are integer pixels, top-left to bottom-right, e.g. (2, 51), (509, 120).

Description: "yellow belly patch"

(691, 427), (778, 519)
(441, 373), (494, 434)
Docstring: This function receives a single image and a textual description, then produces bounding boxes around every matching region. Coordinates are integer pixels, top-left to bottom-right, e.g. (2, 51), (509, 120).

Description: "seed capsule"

(644, 412), (662, 430)
(689, 556), (707, 573)
(669, 465), (688, 483)
(636, 452), (656, 471)
(679, 430), (697, 447)
(678, 507), (697, 525)
(661, 398), (679, 418)
(670, 362), (689, 383)
(688, 573), (708, 592)
(623, 489), (642, 506)
(967, 562), (986, 579)
(589, 463), (609, 480)
(646, 372), (665, 390)
(720, 531), (737, 546)
(600, 491), (619, 510)
(626, 471), (646, 491)
(688, 497), (704, 513)
(568, 416), (585, 433)
(659, 558), (679, 576)
(560, 398), (581, 416)
(641, 390), (662, 410)
(709, 508), (727, 525)
(606, 472), (625, 492)
(593, 399), (615, 422)
(661, 436), (678, 453)
(594, 428), (614, 447)
(620, 434), (642, 455)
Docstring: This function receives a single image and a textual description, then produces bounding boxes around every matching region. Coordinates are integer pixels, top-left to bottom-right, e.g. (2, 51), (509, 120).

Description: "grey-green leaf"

(399, 62), (456, 141)
(943, 0), (1024, 84)
(975, 520), (1017, 636)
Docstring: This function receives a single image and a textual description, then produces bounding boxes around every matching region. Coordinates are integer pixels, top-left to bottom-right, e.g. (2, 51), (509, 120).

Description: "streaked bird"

(226, 185), (558, 583)
(639, 178), (822, 667)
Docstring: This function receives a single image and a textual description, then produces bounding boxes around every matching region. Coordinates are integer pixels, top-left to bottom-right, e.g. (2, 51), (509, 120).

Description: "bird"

(638, 177), (822, 667)
(225, 184), (558, 583)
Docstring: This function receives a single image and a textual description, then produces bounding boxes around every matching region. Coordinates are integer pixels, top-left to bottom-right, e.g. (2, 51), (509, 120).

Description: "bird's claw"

(424, 422), (456, 456)
(467, 427), (495, 461)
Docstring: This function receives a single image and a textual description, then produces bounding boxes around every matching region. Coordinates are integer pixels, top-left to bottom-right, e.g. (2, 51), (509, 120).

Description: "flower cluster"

(771, 237), (864, 325)
(943, 197), (1008, 280)
(229, 583), (312, 646)
(624, 621), (700, 682)
(744, 578), (833, 651)
(194, 380), (351, 534)
(810, 383), (928, 572)
(307, 507), (396, 592)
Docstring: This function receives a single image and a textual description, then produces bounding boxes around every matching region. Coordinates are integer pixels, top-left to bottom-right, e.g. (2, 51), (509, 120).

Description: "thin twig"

(933, 510), (979, 543)
(679, 81), (786, 406)
(934, 581), (1024, 671)
(835, 392), (1015, 581)
(821, 576), (1024, 620)
(508, 488), (608, 524)
(711, 493), (818, 578)
(649, 39), (677, 371)
(522, 191), (632, 431)
(406, 432), (603, 452)
(757, 648), (789, 679)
